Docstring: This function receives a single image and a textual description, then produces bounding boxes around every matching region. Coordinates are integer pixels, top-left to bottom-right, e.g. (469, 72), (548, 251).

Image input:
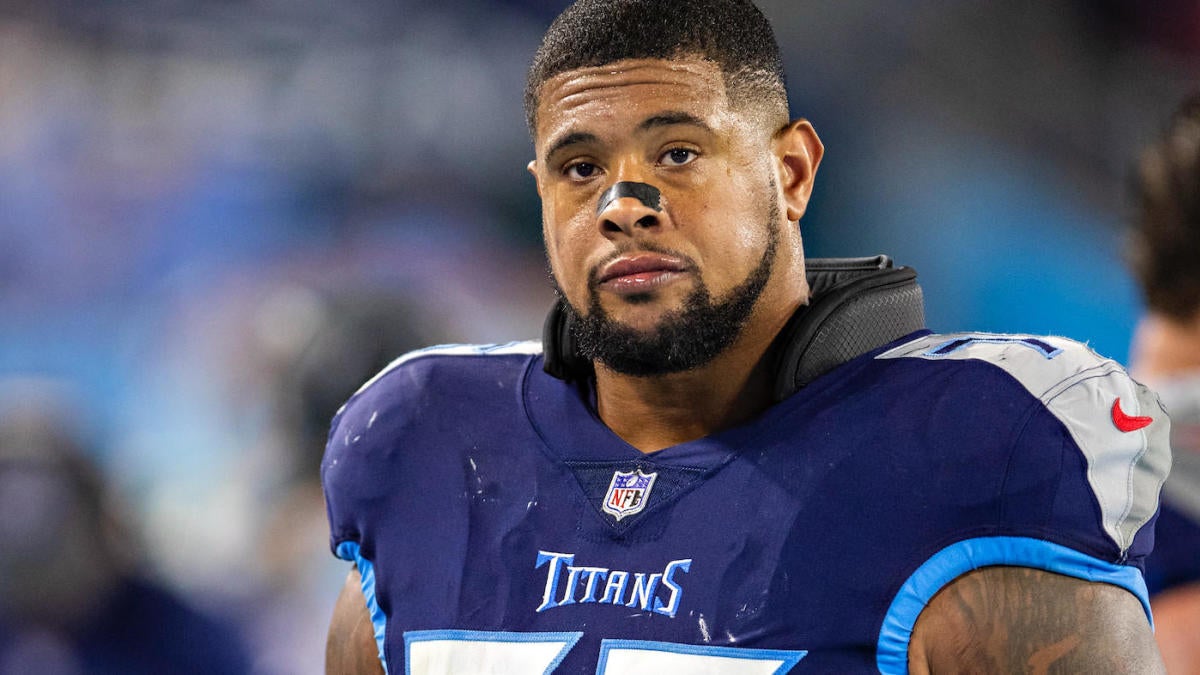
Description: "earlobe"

(774, 120), (824, 222)
(528, 160), (542, 197)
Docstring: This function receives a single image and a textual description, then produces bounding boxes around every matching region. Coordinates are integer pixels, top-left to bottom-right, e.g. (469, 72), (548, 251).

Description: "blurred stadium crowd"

(0, 0), (1196, 672)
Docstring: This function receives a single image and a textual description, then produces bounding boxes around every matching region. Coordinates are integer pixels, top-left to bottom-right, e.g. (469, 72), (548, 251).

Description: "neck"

(592, 302), (795, 453)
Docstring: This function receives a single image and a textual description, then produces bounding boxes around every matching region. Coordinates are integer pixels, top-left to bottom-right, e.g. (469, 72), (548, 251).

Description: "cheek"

(694, 184), (771, 249)
(541, 196), (592, 290)
(691, 182), (776, 281)
(720, 223), (771, 277)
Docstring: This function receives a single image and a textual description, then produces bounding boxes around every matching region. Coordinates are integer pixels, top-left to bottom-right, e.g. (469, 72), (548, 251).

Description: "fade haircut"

(524, 0), (789, 135)
(1130, 93), (1200, 320)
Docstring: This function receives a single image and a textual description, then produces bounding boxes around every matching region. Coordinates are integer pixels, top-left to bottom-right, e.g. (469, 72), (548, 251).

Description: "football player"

(323, 1), (1169, 672)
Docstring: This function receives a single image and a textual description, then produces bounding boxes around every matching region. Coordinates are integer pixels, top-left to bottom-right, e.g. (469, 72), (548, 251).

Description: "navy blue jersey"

(322, 331), (1169, 674)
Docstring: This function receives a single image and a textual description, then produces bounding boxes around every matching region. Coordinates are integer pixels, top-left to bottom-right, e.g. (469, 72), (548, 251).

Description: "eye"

(564, 161), (600, 181)
(660, 148), (698, 167)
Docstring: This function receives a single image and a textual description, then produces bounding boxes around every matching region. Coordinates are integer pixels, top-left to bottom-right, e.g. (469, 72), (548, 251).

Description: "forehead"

(534, 58), (732, 147)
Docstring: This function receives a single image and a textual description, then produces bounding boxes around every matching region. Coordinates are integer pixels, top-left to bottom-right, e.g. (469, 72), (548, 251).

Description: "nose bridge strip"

(596, 181), (662, 216)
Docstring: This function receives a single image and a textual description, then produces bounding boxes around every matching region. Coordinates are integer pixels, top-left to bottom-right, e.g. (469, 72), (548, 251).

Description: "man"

(1128, 93), (1200, 674)
(323, 1), (1169, 672)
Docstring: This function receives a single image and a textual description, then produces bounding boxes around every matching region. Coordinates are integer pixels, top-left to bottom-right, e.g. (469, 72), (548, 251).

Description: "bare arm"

(909, 566), (1165, 674)
(1152, 581), (1200, 674)
(327, 566), (385, 675)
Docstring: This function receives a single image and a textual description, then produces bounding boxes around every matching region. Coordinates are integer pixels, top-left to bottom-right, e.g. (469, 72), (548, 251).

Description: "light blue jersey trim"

(923, 335), (1063, 359)
(875, 536), (1151, 674)
(336, 541), (390, 674)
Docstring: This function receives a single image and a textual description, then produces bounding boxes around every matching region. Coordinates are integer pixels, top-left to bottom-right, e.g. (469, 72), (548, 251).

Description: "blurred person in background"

(1129, 93), (1200, 675)
(241, 284), (441, 675)
(0, 380), (250, 675)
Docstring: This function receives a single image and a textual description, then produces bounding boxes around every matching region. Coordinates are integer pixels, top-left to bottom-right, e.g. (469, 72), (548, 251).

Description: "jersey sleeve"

(1010, 357), (1170, 567)
(320, 350), (425, 674)
(321, 341), (542, 561)
(320, 342), (542, 672)
(874, 333), (1171, 673)
(878, 331), (1171, 567)
(321, 354), (411, 563)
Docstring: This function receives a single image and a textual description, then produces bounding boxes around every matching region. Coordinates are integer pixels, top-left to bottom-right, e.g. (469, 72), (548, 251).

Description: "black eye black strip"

(596, 182), (662, 215)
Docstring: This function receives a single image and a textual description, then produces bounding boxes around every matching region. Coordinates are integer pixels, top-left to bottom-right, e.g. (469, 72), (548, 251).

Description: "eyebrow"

(541, 111), (714, 165)
(543, 131), (598, 166)
(637, 111), (712, 133)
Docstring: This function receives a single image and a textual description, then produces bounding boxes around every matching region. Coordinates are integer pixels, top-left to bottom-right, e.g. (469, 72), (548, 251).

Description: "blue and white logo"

(534, 550), (692, 616)
(602, 469), (657, 521)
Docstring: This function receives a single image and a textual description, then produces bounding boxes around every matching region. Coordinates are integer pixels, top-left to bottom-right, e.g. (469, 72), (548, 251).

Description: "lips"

(596, 253), (689, 294)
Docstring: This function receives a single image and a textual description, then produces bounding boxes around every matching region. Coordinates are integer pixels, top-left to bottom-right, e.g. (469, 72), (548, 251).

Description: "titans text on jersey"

(535, 550), (692, 616)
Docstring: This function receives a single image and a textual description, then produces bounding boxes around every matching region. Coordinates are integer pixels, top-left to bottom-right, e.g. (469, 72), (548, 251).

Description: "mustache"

(586, 241), (698, 289)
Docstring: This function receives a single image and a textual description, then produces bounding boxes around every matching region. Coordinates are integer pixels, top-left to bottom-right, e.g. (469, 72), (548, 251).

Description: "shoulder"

(875, 332), (1167, 464)
(320, 341), (542, 551)
(326, 338), (542, 451)
(869, 333), (1171, 673)
(877, 331), (1128, 397)
(327, 340), (541, 451)
(881, 331), (1170, 555)
(337, 340), (544, 415)
(327, 340), (542, 436)
(862, 331), (1139, 430)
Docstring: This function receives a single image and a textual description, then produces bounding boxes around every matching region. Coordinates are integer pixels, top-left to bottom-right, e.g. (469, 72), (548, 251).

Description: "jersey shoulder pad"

(878, 332), (1170, 554)
(321, 341), (541, 554)
(877, 332), (1112, 396)
(327, 339), (542, 455)
(338, 340), (543, 414)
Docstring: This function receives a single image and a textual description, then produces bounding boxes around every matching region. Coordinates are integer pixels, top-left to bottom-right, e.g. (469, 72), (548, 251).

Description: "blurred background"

(0, 0), (1196, 672)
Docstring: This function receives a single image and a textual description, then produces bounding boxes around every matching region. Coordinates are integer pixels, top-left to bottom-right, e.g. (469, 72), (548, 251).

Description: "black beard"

(561, 207), (779, 377)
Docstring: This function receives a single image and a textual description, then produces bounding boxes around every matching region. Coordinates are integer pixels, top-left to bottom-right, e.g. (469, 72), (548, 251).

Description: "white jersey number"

(403, 630), (805, 674)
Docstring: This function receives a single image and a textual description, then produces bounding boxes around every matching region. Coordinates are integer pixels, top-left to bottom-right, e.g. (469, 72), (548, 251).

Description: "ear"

(773, 119), (824, 222)
(527, 160), (543, 197)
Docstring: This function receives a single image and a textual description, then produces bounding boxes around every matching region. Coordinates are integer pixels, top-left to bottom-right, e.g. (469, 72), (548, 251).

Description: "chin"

(611, 318), (664, 337)
(602, 300), (679, 331)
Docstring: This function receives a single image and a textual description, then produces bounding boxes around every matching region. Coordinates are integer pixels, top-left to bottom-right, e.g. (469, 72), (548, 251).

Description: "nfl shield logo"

(602, 469), (658, 521)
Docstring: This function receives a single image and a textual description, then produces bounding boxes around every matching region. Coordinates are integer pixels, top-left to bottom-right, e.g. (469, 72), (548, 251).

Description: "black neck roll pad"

(596, 181), (662, 215)
(768, 256), (924, 401)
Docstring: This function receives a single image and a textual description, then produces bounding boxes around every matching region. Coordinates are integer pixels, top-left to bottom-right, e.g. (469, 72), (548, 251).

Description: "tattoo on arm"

(911, 566), (1165, 674)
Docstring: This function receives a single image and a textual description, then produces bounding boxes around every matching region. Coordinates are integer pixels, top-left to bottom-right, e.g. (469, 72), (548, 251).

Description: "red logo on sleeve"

(1111, 398), (1153, 433)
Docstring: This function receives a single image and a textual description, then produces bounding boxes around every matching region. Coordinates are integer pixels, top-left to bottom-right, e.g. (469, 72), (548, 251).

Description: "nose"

(596, 181), (664, 237)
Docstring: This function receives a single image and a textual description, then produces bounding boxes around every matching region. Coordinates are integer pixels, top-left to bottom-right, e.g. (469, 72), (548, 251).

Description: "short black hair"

(1130, 93), (1200, 320)
(525, 0), (788, 135)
